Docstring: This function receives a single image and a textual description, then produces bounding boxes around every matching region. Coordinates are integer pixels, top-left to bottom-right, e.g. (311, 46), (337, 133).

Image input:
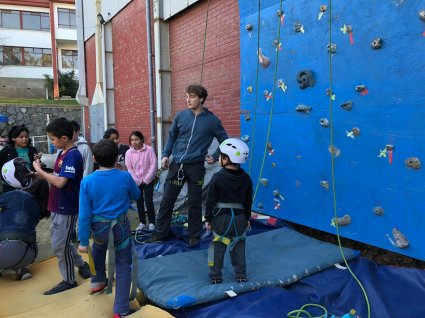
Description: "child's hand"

(78, 245), (88, 253)
(246, 220), (251, 232)
(205, 155), (214, 165)
(205, 222), (212, 231)
(34, 153), (42, 161)
(32, 159), (42, 172)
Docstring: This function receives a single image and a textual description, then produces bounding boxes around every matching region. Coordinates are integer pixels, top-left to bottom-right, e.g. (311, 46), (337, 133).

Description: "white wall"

(161, 0), (200, 20)
(0, 66), (53, 79)
(1, 29), (52, 48)
(53, 2), (77, 41)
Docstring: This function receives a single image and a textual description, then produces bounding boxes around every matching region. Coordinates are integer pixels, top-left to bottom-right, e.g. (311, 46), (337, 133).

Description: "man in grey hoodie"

(145, 84), (228, 247)
(71, 120), (93, 177)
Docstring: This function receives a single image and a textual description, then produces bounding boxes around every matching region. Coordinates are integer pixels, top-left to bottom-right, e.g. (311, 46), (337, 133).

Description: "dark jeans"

(91, 216), (132, 315)
(155, 161), (205, 239)
(136, 182), (155, 225)
(209, 213), (247, 280)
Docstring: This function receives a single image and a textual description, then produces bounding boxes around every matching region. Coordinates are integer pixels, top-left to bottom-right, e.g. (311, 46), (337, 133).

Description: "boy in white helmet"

(205, 138), (252, 284)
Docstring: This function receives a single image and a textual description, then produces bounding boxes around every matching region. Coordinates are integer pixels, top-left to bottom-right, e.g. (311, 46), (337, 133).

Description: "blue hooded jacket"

(162, 108), (228, 163)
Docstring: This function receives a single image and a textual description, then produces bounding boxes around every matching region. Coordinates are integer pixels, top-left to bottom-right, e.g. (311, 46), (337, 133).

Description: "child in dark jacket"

(205, 138), (252, 284)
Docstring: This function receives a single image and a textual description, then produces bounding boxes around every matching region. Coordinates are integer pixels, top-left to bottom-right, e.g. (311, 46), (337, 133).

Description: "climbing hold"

(266, 142), (275, 155)
(241, 135), (249, 143)
(392, 228), (409, 248)
(296, 104), (312, 113)
(271, 162), (276, 168)
(277, 79), (287, 92)
(351, 127), (360, 136)
(296, 70), (315, 89)
(371, 37), (383, 49)
(320, 180), (329, 190)
(260, 178), (269, 187)
(326, 88), (336, 100)
(258, 48), (270, 68)
(320, 118), (329, 127)
(263, 90), (272, 101)
(327, 43), (337, 53)
(276, 9), (283, 17)
(320, 4), (327, 12)
(340, 100), (353, 111)
(385, 144), (394, 151)
(419, 10), (425, 22)
(373, 206), (384, 216)
(272, 39), (279, 47)
(294, 22), (305, 33)
(257, 202), (264, 210)
(355, 85), (367, 93)
(405, 157), (421, 169)
(245, 24), (253, 31)
(247, 86), (253, 93)
(331, 214), (351, 226)
(244, 113), (250, 121)
(328, 145), (341, 158)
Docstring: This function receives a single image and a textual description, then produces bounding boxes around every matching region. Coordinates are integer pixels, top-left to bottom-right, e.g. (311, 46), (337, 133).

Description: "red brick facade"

(84, 0), (240, 145)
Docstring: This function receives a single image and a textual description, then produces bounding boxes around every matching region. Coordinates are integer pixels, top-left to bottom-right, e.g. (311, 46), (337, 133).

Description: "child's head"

(24, 179), (50, 219)
(8, 125), (30, 148)
(46, 117), (74, 149)
(93, 139), (118, 168)
(129, 131), (144, 150)
(70, 120), (81, 142)
(185, 84), (208, 104)
(219, 138), (249, 168)
(103, 128), (120, 144)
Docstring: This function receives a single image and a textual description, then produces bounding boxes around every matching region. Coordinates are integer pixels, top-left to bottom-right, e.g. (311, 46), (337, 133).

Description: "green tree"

(43, 70), (79, 99)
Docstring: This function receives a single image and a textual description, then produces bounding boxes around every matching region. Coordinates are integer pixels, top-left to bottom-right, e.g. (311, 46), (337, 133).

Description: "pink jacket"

(125, 144), (157, 186)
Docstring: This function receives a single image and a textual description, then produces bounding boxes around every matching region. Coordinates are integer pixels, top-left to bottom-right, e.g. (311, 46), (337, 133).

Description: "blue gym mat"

(136, 227), (359, 309)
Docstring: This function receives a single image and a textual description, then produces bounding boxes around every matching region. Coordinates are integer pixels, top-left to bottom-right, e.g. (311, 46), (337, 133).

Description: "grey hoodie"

(75, 136), (93, 177)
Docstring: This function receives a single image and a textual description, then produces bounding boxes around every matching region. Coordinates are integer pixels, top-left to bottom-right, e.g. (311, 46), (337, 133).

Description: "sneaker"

(143, 233), (166, 243)
(78, 261), (91, 279)
(188, 237), (199, 247)
(136, 223), (146, 231)
(90, 279), (108, 295)
(114, 308), (139, 318)
(148, 223), (155, 231)
(16, 268), (32, 281)
(236, 277), (247, 283)
(44, 280), (77, 295)
(210, 278), (222, 284)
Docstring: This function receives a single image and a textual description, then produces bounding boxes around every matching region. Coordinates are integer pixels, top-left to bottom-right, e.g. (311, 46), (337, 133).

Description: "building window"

(58, 8), (76, 29)
(0, 10), (50, 31)
(0, 10), (20, 29)
(22, 11), (50, 31)
(1, 46), (52, 67)
(62, 50), (78, 69)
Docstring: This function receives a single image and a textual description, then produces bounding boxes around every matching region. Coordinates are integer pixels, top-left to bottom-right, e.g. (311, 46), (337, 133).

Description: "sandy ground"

(35, 209), (142, 263)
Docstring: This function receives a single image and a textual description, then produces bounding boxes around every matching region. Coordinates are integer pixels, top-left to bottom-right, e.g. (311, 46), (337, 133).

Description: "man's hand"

(205, 155), (215, 165)
(161, 157), (169, 170)
(78, 245), (88, 253)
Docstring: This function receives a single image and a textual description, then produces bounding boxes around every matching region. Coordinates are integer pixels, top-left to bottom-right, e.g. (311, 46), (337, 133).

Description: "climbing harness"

(177, 164), (185, 186)
(207, 205), (246, 267)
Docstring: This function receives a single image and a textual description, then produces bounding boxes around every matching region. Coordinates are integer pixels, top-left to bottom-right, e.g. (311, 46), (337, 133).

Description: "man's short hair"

(46, 117), (74, 139)
(70, 120), (80, 133)
(93, 139), (118, 168)
(185, 84), (208, 104)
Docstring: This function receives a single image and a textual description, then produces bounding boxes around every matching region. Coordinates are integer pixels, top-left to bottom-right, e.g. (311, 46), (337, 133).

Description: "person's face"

(13, 131), (29, 148)
(185, 93), (203, 111)
(108, 133), (120, 145)
(130, 135), (143, 150)
(48, 132), (67, 149)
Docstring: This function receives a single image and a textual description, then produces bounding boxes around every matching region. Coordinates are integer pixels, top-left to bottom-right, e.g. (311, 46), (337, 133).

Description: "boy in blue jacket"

(78, 139), (140, 318)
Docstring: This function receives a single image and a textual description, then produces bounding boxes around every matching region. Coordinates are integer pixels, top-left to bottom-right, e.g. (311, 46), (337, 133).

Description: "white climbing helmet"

(1, 158), (32, 189)
(219, 138), (249, 164)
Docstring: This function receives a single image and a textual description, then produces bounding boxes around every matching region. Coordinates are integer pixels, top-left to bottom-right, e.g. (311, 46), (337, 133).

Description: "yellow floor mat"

(0, 257), (173, 318)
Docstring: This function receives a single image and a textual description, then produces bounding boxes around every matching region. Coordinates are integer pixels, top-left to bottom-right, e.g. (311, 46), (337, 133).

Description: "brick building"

(78, 0), (240, 151)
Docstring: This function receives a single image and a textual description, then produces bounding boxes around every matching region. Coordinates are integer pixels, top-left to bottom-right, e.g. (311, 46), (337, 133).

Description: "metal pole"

(146, 0), (156, 151)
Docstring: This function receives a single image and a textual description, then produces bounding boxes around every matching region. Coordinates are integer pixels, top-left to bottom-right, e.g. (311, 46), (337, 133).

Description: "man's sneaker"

(148, 223), (155, 231)
(143, 233), (166, 243)
(44, 280), (77, 295)
(210, 278), (222, 284)
(136, 223), (146, 231)
(78, 261), (91, 279)
(16, 268), (32, 281)
(236, 277), (247, 283)
(114, 308), (139, 318)
(90, 279), (108, 295)
(188, 237), (199, 247)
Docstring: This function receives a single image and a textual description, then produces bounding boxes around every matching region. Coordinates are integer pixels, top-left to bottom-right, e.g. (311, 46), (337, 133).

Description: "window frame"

(1, 46), (52, 67)
(0, 9), (50, 31)
(57, 8), (76, 29)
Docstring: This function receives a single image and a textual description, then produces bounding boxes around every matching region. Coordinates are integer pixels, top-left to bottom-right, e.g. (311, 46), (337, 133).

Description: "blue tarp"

(134, 226), (359, 309)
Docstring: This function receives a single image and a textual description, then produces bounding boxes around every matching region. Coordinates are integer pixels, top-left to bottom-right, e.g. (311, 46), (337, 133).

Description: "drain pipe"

(146, 0), (156, 151)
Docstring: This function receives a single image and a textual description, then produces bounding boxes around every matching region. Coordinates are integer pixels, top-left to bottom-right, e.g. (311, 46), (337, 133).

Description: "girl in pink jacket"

(125, 131), (157, 231)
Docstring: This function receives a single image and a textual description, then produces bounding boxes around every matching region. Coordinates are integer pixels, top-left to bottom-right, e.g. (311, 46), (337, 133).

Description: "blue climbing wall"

(239, 0), (425, 260)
